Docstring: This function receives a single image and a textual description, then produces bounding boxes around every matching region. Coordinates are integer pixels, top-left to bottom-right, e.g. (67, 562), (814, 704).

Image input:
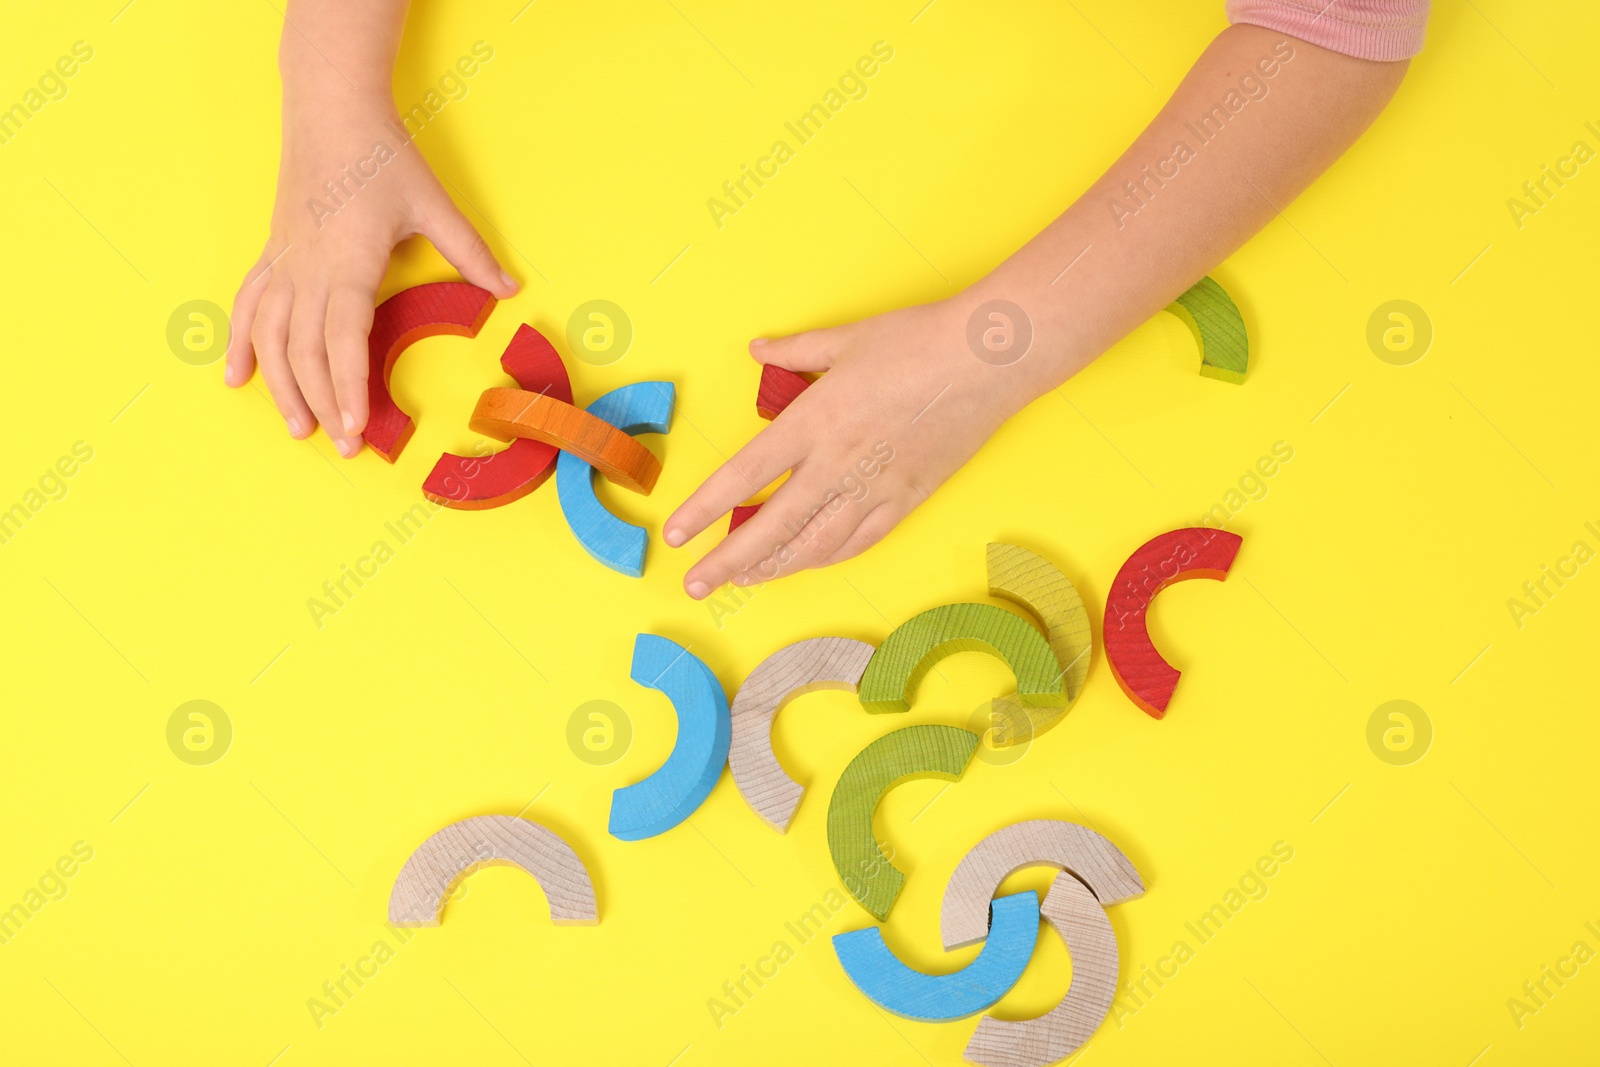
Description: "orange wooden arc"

(422, 325), (573, 509)
(364, 282), (497, 462)
(469, 387), (662, 495)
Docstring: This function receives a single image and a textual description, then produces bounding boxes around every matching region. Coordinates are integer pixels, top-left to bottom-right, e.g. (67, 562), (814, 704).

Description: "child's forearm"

(278, 0), (409, 103)
(969, 24), (1411, 406)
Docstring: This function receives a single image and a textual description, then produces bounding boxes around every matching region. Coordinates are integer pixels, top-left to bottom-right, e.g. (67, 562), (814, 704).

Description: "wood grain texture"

(858, 603), (1066, 715)
(1167, 275), (1248, 384)
(756, 363), (812, 419)
(728, 366), (814, 530)
(555, 382), (675, 577)
(1103, 527), (1242, 719)
(422, 324), (572, 509)
(940, 820), (1144, 951)
(827, 725), (979, 920)
(965, 874), (1119, 1066)
(387, 815), (597, 927)
(985, 543), (1093, 746)
(364, 282), (497, 462)
(470, 387), (662, 494)
(728, 637), (876, 833)
(832, 891), (1040, 1022)
(608, 635), (731, 841)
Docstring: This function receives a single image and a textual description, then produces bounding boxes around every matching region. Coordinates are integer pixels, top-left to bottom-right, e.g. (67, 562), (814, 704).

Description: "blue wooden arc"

(556, 381), (674, 577)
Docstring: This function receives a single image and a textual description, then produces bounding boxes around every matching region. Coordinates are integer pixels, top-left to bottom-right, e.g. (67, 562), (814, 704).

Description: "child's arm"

(224, 0), (518, 456)
(666, 24), (1414, 599)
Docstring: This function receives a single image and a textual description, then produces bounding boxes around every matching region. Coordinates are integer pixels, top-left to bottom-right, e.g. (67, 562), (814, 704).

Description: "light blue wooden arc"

(556, 381), (674, 577)
(608, 634), (731, 841)
(832, 891), (1039, 1022)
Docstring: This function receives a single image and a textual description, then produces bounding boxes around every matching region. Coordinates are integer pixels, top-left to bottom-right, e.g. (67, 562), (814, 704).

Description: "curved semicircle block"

(965, 874), (1120, 1066)
(728, 637), (875, 833)
(470, 387), (662, 494)
(940, 819), (1145, 951)
(387, 814), (597, 927)
(1166, 275), (1248, 384)
(1104, 527), (1242, 719)
(364, 282), (497, 462)
(826, 724), (979, 920)
(555, 382), (674, 577)
(423, 324), (574, 509)
(832, 890), (1039, 1022)
(857, 603), (1065, 715)
(608, 634), (731, 841)
(984, 543), (1093, 746)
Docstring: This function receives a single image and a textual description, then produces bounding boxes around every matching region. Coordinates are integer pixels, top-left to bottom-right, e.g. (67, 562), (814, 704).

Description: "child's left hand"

(664, 298), (1036, 599)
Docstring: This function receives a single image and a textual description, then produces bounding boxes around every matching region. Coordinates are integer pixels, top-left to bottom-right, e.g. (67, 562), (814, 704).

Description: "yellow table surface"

(2, 2), (1596, 1064)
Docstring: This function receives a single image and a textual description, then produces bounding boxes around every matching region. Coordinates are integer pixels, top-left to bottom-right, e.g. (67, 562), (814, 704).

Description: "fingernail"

(664, 527), (686, 547)
(342, 411), (357, 435)
(750, 337), (768, 347)
(336, 438), (359, 458)
(499, 270), (519, 294)
(286, 415), (307, 438)
(687, 580), (709, 600)
(224, 366), (242, 387)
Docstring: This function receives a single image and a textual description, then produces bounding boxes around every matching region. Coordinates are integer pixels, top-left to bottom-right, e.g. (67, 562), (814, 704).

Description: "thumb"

(749, 325), (841, 372)
(421, 190), (519, 298)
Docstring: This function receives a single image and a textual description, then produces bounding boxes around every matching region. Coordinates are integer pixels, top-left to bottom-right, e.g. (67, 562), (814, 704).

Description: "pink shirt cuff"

(1227, 0), (1429, 60)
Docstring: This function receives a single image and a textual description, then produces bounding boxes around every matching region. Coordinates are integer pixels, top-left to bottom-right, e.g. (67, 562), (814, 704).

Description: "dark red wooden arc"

(423, 325), (574, 510)
(1103, 527), (1242, 719)
(364, 282), (497, 462)
(730, 365), (816, 532)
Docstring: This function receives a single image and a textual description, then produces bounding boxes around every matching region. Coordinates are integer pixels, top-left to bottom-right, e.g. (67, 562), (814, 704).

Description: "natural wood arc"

(985, 543), (1093, 746)
(1103, 527), (1242, 718)
(964, 873), (1119, 1066)
(388, 815), (597, 927)
(422, 324), (572, 509)
(728, 637), (875, 832)
(1167, 274), (1248, 383)
(470, 387), (662, 494)
(940, 819), (1144, 950)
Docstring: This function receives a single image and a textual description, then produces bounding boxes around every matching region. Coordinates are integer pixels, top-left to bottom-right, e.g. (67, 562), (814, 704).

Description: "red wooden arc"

(730, 365), (815, 532)
(364, 282), (497, 462)
(423, 325), (573, 509)
(1103, 527), (1242, 719)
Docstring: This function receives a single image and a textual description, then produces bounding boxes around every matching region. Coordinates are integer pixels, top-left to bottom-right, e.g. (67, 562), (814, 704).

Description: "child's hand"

(665, 300), (1035, 598)
(224, 93), (517, 455)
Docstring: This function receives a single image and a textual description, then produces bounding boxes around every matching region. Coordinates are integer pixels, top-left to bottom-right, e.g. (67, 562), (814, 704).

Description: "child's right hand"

(224, 90), (518, 456)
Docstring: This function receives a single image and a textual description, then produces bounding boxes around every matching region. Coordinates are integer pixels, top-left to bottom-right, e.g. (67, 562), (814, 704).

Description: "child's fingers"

(419, 189), (519, 298)
(325, 281), (376, 436)
(225, 254), (273, 387)
(680, 466), (839, 598)
(287, 288), (360, 458)
(817, 501), (900, 569)
(252, 283), (314, 439)
(740, 493), (881, 583)
(749, 325), (842, 372)
(664, 423), (804, 547)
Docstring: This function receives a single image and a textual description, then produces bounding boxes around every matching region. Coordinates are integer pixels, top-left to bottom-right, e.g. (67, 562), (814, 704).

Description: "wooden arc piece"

(387, 815), (597, 927)
(364, 282), (497, 462)
(940, 820), (1144, 951)
(1166, 275), (1248, 384)
(827, 725), (979, 920)
(470, 387), (663, 494)
(730, 365), (814, 531)
(858, 603), (1066, 715)
(422, 324), (574, 509)
(608, 635), (731, 841)
(964, 874), (1119, 1066)
(555, 382), (675, 577)
(985, 543), (1093, 747)
(1103, 527), (1242, 718)
(832, 891), (1040, 1022)
(728, 637), (876, 833)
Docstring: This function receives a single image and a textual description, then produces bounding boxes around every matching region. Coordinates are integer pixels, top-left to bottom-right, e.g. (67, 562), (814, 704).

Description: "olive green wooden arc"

(826, 725), (980, 921)
(858, 603), (1066, 715)
(1167, 275), (1248, 384)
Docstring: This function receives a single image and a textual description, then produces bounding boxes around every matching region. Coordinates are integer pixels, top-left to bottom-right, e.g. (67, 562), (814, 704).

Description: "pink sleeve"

(1226, 0), (1429, 60)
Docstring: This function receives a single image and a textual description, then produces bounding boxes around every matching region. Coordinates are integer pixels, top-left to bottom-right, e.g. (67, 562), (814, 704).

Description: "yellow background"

(2, 1), (1596, 1063)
